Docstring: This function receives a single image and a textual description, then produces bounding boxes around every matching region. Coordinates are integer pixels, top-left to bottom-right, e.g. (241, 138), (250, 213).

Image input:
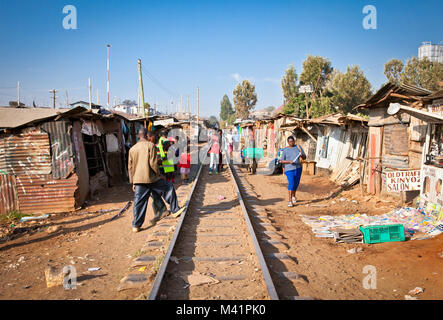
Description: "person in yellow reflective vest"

(156, 132), (167, 175)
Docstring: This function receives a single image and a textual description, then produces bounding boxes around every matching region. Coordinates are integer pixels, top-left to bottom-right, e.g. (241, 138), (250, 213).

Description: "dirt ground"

(0, 181), (187, 300)
(240, 169), (443, 300)
(1, 165), (443, 300)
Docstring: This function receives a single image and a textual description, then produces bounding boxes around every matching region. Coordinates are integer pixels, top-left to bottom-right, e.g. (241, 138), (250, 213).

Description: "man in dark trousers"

(128, 128), (186, 232)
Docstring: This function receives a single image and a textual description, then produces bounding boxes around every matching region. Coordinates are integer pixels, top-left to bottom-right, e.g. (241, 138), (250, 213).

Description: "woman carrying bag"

(280, 136), (306, 207)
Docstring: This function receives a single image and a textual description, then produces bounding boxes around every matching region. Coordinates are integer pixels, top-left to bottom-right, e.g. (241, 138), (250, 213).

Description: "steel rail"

(147, 161), (204, 300)
(148, 160), (279, 300)
(228, 163), (279, 300)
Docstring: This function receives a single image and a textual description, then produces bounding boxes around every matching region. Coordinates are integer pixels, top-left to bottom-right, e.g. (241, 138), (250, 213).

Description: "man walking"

(128, 128), (186, 232)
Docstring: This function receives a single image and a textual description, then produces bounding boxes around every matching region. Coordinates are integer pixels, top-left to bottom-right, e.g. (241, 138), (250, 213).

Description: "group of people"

(207, 128), (234, 174)
(127, 128), (189, 232)
(128, 126), (306, 232)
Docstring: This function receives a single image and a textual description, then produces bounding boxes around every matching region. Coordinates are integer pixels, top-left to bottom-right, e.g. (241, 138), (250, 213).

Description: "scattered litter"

(331, 201), (336, 205)
(352, 200), (358, 204)
(23, 285), (30, 289)
(170, 256), (179, 264)
(404, 295), (419, 300)
(88, 267), (101, 272)
(138, 266), (146, 272)
(339, 197), (347, 202)
(110, 201), (132, 221)
(46, 225), (62, 234)
(18, 256), (25, 263)
(301, 205), (443, 241)
(310, 204), (328, 208)
(20, 214), (49, 223)
(217, 195), (225, 201)
(408, 287), (424, 296)
(347, 248), (363, 254)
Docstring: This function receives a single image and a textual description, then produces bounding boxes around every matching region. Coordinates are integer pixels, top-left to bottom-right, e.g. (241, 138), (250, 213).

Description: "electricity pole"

(88, 77), (92, 109)
(197, 87), (199, 142)
(50, 89), (57, 109)
(96, 89), (99, 105)
(137, 59), (146, 127)
(17, 81), (20, 107)
(187, 94), (190, 120)
(106, 44), (111, 108)
(66, 89), (69, 107)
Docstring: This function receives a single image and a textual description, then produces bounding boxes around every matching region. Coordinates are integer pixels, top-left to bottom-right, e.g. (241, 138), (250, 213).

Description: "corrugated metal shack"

(312, 114), (369, 187)
(0, 106), (130, 215)
(356, 83), (433, 201)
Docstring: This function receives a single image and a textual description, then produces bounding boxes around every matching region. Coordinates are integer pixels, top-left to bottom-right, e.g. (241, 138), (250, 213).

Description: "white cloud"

(230, 73), (242, 82)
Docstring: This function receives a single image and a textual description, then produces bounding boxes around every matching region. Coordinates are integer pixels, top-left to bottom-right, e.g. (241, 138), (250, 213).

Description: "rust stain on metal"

(0, 175), (18, 215)
(15, 174), (78, 214)
(0, 131), (52, 176)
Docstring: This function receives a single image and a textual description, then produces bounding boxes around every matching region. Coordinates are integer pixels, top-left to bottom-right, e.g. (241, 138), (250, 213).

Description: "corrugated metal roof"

(41, 120), (75, 179)
(15, 174), (78, 214)
(0, 106), (88, 129)
(0, 131), (52, 175)
(359, 83), (433, 109)
(0, 175), (18, 215)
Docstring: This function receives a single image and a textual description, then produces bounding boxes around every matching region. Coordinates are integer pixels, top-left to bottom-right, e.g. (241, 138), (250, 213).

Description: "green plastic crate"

(359, 224), (405, 244)
(243, 148), (264, 159)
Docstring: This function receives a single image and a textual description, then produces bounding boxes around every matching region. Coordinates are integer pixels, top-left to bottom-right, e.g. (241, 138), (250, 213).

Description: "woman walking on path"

(280, 136), (306, 207)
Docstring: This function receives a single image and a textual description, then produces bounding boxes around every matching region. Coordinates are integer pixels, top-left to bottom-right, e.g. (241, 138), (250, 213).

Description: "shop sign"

(386, 170), (421, 192)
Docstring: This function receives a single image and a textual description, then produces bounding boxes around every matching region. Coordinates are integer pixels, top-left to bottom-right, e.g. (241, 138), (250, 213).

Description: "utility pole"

(137, 59), (146, 127)
(154, 102), (157, 115)
(88, 77), (92, 109)
(50, 89), (57, 109)
(113, 96), (116, 109)
(187, 94), (190, 120)
(96, 89), (99, 105)
(106, 44), (111, 108)
(180, 95), (183, 114)
(197, 87), (199, 141)
(17, 81), (20, 107)
(66, 89), (69, 107)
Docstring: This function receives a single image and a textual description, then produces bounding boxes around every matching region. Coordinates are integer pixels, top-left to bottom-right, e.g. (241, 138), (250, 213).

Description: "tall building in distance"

(418, 42), (443, 63)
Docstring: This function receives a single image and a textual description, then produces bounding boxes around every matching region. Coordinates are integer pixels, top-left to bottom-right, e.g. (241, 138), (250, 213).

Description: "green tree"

(208, 116), (219, 128)
(281, 64), (298, 104)
(330, 65), (372, 114)
(401, 57), (443, 91)
(299, 55), (333, 100)
(309, 96), (334, 118)
(233, 80), (257, 119)
(384, 59), (404, 85)
(283, 95), (306, 117)
(219, 94), (234, 121)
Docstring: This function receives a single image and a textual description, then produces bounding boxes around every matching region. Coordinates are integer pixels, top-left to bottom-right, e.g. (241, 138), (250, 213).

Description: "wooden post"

(137, 59), (146, 128)
(88, 77), (92, 109)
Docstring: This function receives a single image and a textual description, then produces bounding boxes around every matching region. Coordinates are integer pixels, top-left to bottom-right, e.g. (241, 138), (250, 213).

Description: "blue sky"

(0, 0), (442, 117)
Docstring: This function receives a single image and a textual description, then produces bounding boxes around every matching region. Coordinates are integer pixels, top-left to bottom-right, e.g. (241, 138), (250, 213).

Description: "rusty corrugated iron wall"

(0, 126), (80, 215)
(41, 120), (75, 179)
(0, 131), (52, 175)
(15, 174), (78, 214)
(0, 175), (18, 214)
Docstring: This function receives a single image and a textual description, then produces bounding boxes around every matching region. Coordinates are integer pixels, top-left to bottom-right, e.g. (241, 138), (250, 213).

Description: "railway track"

(147, 163), (310, 300)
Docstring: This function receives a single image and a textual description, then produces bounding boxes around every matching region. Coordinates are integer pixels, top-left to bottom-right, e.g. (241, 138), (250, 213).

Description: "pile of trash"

(301, 203), (443, 242)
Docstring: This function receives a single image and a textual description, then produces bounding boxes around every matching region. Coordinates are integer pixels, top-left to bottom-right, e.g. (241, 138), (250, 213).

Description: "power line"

(140, 63), (179, 99)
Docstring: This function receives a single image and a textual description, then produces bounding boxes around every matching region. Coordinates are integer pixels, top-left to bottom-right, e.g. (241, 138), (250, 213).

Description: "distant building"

(114, 104), (138, 115)
(249, 109), (272, 120)
(70, 101), (102, 110)
(419, 42), (443, 63)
